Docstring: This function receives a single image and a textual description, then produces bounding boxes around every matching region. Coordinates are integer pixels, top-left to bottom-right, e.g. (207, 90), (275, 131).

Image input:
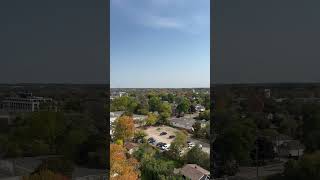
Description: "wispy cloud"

(111, 0), (209, 34)
(139, 15), (185, 29)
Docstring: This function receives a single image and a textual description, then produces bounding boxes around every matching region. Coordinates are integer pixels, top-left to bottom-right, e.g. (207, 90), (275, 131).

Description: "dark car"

(156, 142), (164, 147)
(148, 137), (156, 144)
(169, 135), (175, 139)
(160, 132), (167, 136)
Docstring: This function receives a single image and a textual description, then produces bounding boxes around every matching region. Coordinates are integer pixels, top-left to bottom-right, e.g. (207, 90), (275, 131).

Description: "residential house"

(124, 142), (139, 155)
(175, 164), (210, 180)
(195, 104), (205, 112)
(278, 140), (305, 157)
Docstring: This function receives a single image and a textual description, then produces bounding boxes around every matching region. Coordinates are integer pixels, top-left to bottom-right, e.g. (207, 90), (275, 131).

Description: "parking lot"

(142, 125), (210, 154)
(144, 125), (179, 145)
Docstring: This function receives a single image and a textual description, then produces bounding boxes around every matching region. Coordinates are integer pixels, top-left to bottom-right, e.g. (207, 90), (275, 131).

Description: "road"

(236, 161), (285, 179)
(188, 137), (210, 154)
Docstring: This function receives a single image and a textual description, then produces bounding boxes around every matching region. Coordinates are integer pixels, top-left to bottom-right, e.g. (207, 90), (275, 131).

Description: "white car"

(161, 143), (171, 151)
(187, 141), (195, 149)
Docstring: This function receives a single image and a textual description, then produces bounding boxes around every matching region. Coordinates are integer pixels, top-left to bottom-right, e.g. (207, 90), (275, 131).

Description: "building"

(278, 140), (305, 157)
(272, 134), (293, 147)
(171, 115), (197, 131)
(195, 104), (206, 112)
(133, 114), (147, 127)
(110, 111), (124, 135)
(124, 142), (139, 155)
(264, 89), (271, 98)
(175, 164), (210, 180)
(0, 156), (107, 180)
(1, 92), (53, 113)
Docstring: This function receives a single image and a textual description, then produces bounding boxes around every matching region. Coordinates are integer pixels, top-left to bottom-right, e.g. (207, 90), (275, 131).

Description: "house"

(195, 104), (205, 112)
(132, 114), (147, 127)
(110, 111), (124, 135)
(124, 142), (139, 155)
(200, 120), (209, 128)
(264, 89), (271, 98)
(175, 164), (210, 180)
(266, 113), (274, 120)
(278, 140), (305, 157)
(272, 134), (293, 147)
(170, 115), (197, 132)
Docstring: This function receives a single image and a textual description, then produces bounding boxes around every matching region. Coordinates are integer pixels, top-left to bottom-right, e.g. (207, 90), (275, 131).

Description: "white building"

(110, 111), (124, 136)
(195, 104), (205, 112)
(1, 93), (53, 113)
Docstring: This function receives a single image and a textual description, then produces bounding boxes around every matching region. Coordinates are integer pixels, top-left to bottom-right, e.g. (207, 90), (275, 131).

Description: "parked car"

(162, 143), (171, 151)
(148, 137), (156, 144)
(187, 141), (195, 149)
(169, 135), (175, 139)
(156, 142), (165, 147)
(160, 132), (167, 136)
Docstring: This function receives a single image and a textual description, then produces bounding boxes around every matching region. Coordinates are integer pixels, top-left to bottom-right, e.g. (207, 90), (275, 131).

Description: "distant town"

(109, 88), (211, 180)
(0, 84), (107, 180)
(212, 84), (320, 180)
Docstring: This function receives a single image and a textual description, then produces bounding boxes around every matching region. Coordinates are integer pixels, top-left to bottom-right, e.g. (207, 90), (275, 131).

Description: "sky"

(0, 0), (107, 84)
(214, 0), (320, 84)
(110, 0), (210, 88)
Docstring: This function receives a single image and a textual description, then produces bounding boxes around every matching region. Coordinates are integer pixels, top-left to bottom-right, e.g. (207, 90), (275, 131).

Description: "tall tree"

(149, 96), (161, 112)
(176, 98), (191, 116)
(113, 116), (135, 142)
(145, 113), (158, 126)
(110, 144), (139, 180)
(169, 131), (187, 159)
(158, 102), (172, 125)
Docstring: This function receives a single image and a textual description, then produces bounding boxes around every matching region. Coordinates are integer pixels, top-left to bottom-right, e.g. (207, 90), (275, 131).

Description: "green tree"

(169, 131), (187, 159)
(184, 145), (210, 170)
(167, 93), (175, 103)
(176, 98), (191, 116)
(141, 158), (180, 180)
(192, 122), (202, 138)
(214, 118), (256, 165)
(280, 151), (320, 180)
(134, 130), (147, 143)
(149, 96), (161, 112)
(198, 110), (210, 121)
(145, 113), (158, 126)
(158, 102), (172, 125)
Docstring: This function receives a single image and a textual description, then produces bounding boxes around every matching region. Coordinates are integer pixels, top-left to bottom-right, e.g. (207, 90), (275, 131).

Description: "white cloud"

(111, 0), (209, 33)
(140, 15), (184, 29)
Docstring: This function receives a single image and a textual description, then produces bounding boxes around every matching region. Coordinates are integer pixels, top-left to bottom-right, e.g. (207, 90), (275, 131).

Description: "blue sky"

(111, 0), (210, 88)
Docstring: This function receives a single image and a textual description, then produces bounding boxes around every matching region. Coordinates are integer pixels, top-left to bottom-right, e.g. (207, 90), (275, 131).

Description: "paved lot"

(143, 125), (210, 154)
(144, 125), (179, 145)
(170, 113), (199, 131)
(188, 137), (210, 154)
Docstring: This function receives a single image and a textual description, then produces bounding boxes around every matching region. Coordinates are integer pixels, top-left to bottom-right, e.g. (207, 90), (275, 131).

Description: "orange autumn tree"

(113, 115), (135, 142)
(23, 170), (69, 180)
(110, 144), (139, 180)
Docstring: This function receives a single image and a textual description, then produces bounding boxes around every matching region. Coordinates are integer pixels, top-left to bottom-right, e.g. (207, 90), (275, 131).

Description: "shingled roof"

(179, 164), (209, 180)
